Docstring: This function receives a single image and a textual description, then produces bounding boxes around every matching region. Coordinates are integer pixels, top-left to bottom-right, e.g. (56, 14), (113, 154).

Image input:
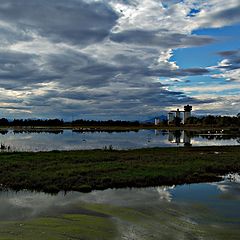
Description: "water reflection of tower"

(175, 131), (181, 145)
(170, 130), (181, 145)
(168, 130), (192, 146)
(154, 130), (161, 135)
(168, 131), (174, 142)
(183, 131), (192, 146)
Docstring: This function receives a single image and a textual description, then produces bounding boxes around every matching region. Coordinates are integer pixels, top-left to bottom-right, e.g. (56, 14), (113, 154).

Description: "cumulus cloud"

(0, 0), (118, 46)
(110, 29), (214, 48)
(194, 0), (240, 28)
(212, 69), (240, 82)
(211, 50), (240, 81)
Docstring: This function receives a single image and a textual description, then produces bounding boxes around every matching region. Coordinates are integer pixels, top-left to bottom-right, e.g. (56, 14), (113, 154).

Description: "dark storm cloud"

(45, 51), (120, 88)
(216, 50), (240, 71)
(0, 27), (32, 46)
(143, 67), (209, 78)
(180, 68), (210, 75)
(110, 30), (215, 48)
(0, 50), (60, 89)
(0, 106), (31, 110)
(195, 1), (240, 29)
(0, 51), (34, 64)
(217, 50), (239, 57)
(0, 0), (118, 46)
(0, 45), (212, 119)
(211, 5), (240, 24)
(34, 47), (211, 92)
(211, 49), (240, 82)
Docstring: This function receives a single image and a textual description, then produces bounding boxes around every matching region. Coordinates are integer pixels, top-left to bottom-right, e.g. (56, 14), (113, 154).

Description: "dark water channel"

(0, 129), (239, 151)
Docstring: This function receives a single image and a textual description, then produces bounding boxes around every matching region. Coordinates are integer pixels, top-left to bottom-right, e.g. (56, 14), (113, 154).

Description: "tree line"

(0, 114), (239, 127)
(0, 118), (140, 127)
(185, 115), (240, 127)
(0, 118), (64, 126)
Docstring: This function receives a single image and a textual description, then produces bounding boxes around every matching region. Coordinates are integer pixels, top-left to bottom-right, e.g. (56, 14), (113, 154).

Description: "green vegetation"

(0, 146), (239, 193)
(0, 213), (116, 240)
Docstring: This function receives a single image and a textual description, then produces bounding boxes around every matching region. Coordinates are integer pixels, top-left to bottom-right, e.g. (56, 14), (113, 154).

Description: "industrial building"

(168, 105), (192, 125)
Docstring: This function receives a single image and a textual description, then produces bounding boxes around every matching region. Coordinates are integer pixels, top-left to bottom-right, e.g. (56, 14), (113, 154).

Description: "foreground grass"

(0, 146), (239, 193)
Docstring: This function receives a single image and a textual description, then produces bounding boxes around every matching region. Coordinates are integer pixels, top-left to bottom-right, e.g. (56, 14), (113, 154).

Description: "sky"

(0, 0), (239, 120)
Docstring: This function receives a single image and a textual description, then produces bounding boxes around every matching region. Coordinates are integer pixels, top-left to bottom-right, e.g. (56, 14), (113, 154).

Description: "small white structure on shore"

(154, 118), (161, 126)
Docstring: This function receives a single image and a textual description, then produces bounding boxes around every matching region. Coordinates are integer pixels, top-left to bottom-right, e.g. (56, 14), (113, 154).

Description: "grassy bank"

(0, 146), (239, 193)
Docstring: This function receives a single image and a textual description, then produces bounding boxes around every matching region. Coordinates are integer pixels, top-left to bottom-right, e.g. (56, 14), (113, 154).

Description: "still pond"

(0, 129), (239, 151)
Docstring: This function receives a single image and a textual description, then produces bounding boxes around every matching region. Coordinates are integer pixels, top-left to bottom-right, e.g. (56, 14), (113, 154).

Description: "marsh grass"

(0, 146), (239, 193)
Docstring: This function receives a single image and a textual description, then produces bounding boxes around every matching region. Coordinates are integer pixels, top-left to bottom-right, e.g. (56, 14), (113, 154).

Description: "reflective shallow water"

(0, 174), (239, 239)
(0, 129), (239, 151)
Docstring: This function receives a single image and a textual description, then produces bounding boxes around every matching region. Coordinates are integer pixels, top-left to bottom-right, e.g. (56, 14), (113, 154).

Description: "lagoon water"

(0, 174), (239, 239)
(0, 129), (239, 151)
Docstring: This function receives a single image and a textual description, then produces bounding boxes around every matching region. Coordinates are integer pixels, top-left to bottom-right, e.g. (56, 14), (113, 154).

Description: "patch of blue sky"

(187, 8), (200, 17)
(171, 24), (240, 69)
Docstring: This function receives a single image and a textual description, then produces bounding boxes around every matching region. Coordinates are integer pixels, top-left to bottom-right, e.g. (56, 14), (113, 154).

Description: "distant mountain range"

(144, 115), (167, 123)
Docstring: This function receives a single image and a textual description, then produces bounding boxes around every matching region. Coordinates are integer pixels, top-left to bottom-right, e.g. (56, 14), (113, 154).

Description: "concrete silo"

(176, 109), (181, 118)
(168, 112), (174, 124)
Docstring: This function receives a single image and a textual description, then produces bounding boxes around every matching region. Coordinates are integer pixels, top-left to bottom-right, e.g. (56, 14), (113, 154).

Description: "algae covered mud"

(0, 174), (239, 240)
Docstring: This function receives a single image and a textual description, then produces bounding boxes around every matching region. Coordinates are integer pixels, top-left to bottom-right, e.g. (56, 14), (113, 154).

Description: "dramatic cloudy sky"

(0, 0), (239, 120)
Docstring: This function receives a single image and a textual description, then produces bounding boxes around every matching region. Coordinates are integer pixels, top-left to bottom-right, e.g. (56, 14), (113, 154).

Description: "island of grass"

(0, 146), (239, 193)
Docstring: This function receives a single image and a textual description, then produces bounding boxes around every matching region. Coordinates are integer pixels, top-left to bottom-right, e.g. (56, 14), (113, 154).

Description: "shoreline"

(0, 125), (239, 132)
(0, 146), (239, 193)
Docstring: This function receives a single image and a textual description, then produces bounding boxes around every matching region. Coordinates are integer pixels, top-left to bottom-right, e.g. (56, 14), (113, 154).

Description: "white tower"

(183, 105), (192, 124)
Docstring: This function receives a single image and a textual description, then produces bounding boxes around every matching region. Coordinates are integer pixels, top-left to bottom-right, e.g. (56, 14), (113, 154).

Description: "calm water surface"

(0, 129), (239, 151)
(0, 174), (239, 239)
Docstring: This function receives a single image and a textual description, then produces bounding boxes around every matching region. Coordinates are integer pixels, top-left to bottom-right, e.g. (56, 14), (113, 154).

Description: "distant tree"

(203, 115), (217, 125)
(161, 119), (168, 125)
(185, 116), (199, 125)
(0, 118), (9, 126)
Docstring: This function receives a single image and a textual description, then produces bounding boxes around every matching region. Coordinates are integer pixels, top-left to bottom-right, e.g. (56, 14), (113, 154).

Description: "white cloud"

(212, 69), (240, 81)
